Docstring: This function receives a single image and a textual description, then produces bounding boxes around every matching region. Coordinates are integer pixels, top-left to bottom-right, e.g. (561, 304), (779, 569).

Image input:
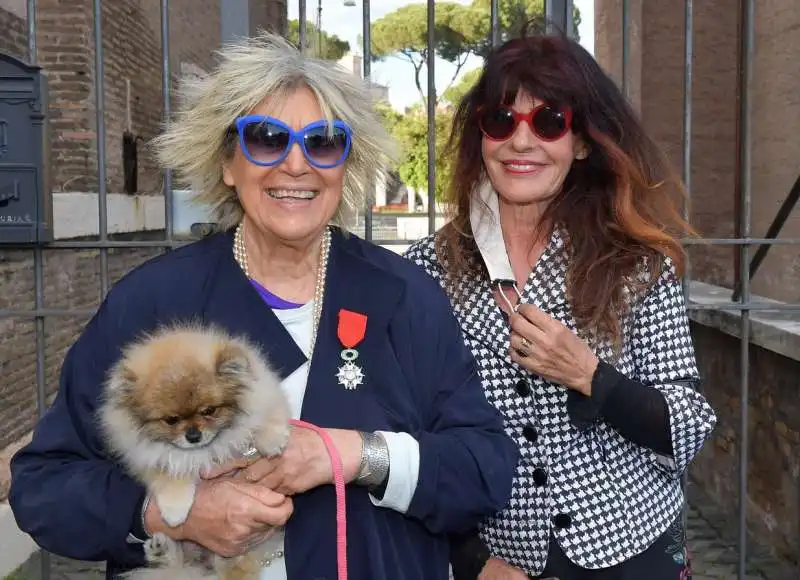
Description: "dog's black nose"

(185, 427), (202, 444)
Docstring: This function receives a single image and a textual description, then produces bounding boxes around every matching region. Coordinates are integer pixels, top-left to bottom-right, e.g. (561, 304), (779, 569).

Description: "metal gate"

(1, 1), (798, 579)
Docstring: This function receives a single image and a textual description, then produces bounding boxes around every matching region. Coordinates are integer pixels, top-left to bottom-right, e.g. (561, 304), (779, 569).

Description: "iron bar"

(733, 173), (800, 300)
(4, 237), (800, 252)
(2, 309), (100, 319)
(161, 0), (173, 244)
(93, 0), (109, 300)
(544, 0), (572, 36)
(681, 0), (693, 300)
(6, 236), (800, 252)
(680, 237), (800, 245)
(26, 0), (50, 578)
(684, 303), (800, 312)
(0, 240), (191, 250)
(299, 0), (307, 52)
(678, 0), (694, 534)
(565, 0), (575, 39)
(621, 0), (630, 97)
(736, 0), (755, 577)
(426, 0), (436, 234)
(27, 0), (36, 62)
(7, 300), (800, 319)
(363, 0), (373, 241)
(316, 0), (322, 56)
(490, 0), (499, 47)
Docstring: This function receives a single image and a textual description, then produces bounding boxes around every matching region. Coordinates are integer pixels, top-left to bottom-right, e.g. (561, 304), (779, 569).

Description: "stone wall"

(595, 1), (800, 568)
(689, 322), (799, 567)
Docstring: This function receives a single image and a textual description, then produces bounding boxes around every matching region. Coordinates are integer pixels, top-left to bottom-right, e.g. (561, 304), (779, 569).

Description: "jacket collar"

(301, 228), (405, 426)
(202, 227), (405, 400)
(202, 229), (308, 380)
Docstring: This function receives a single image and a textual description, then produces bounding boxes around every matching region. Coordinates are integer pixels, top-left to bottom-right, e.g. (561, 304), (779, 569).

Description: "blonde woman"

(9, 32), (518, 580)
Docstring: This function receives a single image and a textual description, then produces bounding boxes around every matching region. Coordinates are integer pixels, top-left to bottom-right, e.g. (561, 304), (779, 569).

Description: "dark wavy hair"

(435, 29), (693, 346)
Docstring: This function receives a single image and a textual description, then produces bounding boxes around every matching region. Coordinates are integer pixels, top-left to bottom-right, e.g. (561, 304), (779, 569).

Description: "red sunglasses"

(478, 104), (573, 142)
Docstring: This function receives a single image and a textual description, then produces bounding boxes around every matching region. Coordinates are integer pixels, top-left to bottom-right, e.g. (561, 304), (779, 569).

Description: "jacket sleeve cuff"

(368, 431), (420, 514)
(126, 489), (151, 545)
(567, 360), (621, 430)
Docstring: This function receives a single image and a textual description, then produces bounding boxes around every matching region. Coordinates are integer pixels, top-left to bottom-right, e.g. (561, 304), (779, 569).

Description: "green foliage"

(441, 67), (482, 107)
(287, 19), (350, 61)
(370, 0), (580, 104)
(370, 0), (584, 201)
(376, 102), (453, 202)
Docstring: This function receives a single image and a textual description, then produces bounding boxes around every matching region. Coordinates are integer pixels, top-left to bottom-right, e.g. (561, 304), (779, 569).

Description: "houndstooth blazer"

(404, 229), (717, 575)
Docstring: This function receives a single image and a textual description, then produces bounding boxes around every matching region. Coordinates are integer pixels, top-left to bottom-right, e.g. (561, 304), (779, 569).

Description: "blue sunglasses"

(233, 115), (353, 169)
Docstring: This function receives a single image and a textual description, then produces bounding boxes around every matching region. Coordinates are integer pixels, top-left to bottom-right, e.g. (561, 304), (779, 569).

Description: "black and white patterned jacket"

(404, 229), (717, 574)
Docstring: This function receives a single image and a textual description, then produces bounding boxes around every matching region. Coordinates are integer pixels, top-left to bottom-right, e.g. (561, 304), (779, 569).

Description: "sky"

(287, 0), (595, 112)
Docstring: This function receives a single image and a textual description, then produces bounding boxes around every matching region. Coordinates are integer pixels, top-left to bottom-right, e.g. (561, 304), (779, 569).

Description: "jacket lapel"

(201, 231), (308, 381)
(453, 228), (569, 362)
(300, 229), (405, 428)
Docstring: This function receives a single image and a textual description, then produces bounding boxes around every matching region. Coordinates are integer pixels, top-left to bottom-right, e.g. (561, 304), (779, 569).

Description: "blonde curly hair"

(151, 31), (397, 231)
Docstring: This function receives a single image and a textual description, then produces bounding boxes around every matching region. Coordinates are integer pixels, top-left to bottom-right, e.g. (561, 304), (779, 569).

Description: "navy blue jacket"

(9, 228), (519, 580)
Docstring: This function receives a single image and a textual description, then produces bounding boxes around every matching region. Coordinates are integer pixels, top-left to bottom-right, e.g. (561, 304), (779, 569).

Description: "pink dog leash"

(288, 419), (348, 580)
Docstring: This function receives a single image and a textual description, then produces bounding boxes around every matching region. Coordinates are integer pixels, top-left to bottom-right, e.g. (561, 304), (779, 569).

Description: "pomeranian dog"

(98, 323), (292, 580)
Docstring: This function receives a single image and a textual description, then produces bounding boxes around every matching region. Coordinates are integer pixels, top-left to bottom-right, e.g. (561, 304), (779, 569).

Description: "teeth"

(506, 163), (540, 171)
(267, 189), (317, 200)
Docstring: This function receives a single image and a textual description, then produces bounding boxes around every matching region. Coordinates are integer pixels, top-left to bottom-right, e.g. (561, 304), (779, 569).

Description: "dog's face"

(113, 338), (253, 450)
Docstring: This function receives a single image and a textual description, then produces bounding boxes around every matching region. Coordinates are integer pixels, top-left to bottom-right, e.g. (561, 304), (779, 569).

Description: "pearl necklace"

(232, 221), (331, 357)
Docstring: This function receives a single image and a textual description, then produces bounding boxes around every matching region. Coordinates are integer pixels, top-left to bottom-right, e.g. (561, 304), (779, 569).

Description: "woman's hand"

(509, 304), (599, 395)
(145, 478), (293, 558)
(478, 557), (530, 579)
(204, 427), (363, 496)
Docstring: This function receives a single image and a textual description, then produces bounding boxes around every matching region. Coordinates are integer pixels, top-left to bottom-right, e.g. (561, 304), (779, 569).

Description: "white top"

(259, 301), (421, 580)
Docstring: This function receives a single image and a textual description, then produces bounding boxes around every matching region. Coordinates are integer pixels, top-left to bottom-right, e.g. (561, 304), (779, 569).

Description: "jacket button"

(515, 379), (531, 396)
(532, 467), (548, 486)
(522, 425), (538, 443)
(553, 513), (572, 529)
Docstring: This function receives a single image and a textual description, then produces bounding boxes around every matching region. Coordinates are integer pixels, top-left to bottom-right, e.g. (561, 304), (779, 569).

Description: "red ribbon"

(337, 309), (367, 349)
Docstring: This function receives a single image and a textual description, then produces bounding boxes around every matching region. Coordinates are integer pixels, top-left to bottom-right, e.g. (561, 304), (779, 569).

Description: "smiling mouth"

(267, 189), (319, 200)
(502, 161), (545, 173)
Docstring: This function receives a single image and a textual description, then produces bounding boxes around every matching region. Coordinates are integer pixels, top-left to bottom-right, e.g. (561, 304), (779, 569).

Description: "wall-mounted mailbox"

(0, 52), (52, 244)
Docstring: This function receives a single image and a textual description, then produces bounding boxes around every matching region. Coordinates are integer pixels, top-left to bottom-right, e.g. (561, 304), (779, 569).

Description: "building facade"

(0, 0), (287, 493)
(595, 0), (799, 568)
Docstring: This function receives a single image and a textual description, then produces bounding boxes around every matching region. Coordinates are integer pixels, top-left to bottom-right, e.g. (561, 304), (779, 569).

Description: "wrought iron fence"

(1, 1), (798, 579)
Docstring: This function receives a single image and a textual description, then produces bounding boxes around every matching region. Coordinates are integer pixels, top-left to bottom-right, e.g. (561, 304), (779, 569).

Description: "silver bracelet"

(356, 431), (390, 489)
(140, 493), (153, 539)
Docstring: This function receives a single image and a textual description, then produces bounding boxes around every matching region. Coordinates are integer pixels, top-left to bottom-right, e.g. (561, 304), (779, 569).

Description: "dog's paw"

(255, 424), (291, 458)
(144, 533), (176, 565)
(154, 481), (197, 527)
(159, 501), (192, 528)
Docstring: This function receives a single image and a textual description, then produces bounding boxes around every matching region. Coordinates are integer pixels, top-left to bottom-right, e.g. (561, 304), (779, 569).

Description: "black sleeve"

(567, 360), (673, 456)
(449, 529), (491, 580)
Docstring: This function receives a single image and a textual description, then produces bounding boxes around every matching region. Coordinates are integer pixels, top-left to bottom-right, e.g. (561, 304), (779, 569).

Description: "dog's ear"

(215, 343), (252, 380)
(107, 363), (138, 395)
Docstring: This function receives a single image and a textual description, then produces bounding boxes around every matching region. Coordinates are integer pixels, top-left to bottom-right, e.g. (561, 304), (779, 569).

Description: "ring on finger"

(241, 445), (261, 463)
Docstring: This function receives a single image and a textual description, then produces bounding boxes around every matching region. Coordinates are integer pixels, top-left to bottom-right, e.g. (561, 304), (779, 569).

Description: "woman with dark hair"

(405, 30), (716, 580)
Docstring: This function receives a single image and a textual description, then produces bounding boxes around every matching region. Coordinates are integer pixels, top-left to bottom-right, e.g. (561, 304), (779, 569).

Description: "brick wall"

(0, 0), (287, 498)
(0, 5), (27, 61)
(0, 239), (164, 451)
(594, 0), (800, 303)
